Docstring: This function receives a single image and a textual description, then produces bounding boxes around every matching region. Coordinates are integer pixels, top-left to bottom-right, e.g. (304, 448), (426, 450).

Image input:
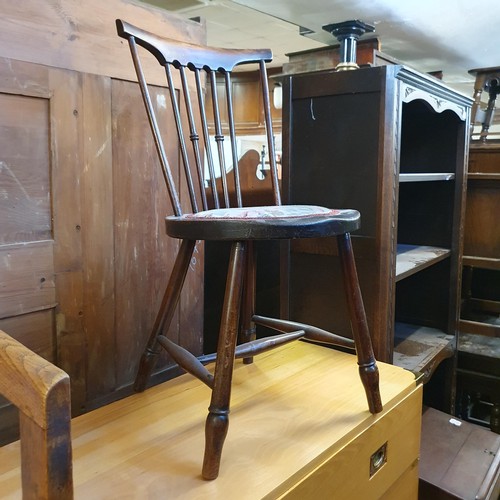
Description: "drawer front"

(276, 384), (422, 500)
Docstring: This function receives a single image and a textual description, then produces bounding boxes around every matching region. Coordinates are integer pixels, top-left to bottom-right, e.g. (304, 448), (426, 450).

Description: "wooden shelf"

(399, 173), (455, 182)
(395, 245), (450, 281)
(458, 333), (500, 358)
(393, 322), (454, 382)
(467, 173), (500, 181)
(462, 255), (500, 270)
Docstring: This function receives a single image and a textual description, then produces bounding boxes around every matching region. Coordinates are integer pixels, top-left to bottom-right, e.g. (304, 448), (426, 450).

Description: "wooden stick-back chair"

(116, 19), (382, 480)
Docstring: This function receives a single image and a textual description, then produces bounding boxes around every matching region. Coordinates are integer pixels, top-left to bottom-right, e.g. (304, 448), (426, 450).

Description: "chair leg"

(337, 233), (383, 414)
(134, 239), (196, 392)
(239, 241), (257, 364)
(203, 241), (247, 480)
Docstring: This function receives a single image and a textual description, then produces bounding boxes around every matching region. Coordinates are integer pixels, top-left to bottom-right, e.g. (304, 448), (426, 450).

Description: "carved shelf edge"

(396, 66), (472, 120)
(395, 245), (450, 282)
(396, 66), (473, 106)
(393, 322), (454, 383)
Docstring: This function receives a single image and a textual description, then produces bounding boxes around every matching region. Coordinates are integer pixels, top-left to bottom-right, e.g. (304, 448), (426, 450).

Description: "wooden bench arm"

(0, 330), (73, 499)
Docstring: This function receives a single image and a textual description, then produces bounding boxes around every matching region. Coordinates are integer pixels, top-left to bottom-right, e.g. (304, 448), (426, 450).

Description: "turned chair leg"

(134, 239), (196, 392)
(239, 241), (257, 365)
(203, 241), (247, 480)
(337, 233), (383, 414)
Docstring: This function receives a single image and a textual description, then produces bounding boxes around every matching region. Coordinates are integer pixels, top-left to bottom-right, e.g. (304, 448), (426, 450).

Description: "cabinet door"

(0, 58), (205, 444)
(0, 58), (85, 442)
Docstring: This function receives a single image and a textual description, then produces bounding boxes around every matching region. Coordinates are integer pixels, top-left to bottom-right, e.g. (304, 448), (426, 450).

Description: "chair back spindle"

(117, 20), (279, 213)
(223, 71), (243, 207)
(208, 69), (231, 208)
(259, 61), (281, 206)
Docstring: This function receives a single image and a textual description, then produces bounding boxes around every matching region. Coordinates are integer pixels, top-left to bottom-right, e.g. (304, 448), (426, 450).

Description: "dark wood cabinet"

(205, 69), (282, 134)
(457, 143), (500, 432)
(281, 64), (471, 410)
(460, 144), (500, 335)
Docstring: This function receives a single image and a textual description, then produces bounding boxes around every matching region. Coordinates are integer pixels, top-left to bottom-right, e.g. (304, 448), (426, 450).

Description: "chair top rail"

(116, 19), (272, 72)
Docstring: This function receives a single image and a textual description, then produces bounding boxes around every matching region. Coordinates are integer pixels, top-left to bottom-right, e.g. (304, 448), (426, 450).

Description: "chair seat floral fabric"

(168, 206), (360, 240)
(185, 205), (342, 219)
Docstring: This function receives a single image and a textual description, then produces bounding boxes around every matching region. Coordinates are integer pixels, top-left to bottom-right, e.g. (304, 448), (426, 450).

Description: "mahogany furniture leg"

(239, 241), (257, 365)
(203, 241), (247, 480)
(134, 239), (196, 392)
(337, 233), (383, 414)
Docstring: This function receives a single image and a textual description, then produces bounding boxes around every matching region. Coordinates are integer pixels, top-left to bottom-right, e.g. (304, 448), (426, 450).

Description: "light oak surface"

(1, 341), (420, 499)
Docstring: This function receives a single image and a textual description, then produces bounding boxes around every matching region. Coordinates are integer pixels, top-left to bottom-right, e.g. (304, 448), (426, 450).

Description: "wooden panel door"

(0, 0), (206, 445)
(0, 56), (205, 443)
(0, 58), (85, 442)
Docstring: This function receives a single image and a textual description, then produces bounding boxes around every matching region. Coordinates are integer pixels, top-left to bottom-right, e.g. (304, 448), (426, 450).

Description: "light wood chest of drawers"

(0, 342), (422, 499)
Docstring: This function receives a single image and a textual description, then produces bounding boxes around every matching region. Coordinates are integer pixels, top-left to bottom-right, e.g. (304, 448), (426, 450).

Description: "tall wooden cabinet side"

(282, 64), (471, 412)
(0, 0), (206, 444)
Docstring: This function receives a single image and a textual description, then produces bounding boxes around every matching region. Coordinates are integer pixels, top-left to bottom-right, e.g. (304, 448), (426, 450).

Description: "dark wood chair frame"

(116, 19), (382, 480)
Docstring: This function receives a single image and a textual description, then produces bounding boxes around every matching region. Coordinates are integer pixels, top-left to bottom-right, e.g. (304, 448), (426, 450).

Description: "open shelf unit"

(391, 96), (468, 385)
(456, 143), (500, 430)
(282, 64), (471, 411)
(459, 143), (500, 338)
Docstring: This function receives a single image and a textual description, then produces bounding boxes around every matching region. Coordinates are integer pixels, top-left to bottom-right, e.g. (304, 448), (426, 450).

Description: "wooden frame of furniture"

(0, 0), (205, 444)
(460, 142), (500, 336)
(419, 406), (500, 499)
(457, 141), (500, 432)
(0, 334), (422, 499)
(281, 63), (471, 411)
(0, 329), (73, 499)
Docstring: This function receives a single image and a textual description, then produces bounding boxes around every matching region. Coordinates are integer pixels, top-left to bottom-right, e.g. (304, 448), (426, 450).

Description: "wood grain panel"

(81, 73), (116, 399)
(0, 241), (56, 319)
(0, 342), (420, 499)
(279, 384), (422, 499)
(0, 57), (50, 98)
(464, 182), (500, 259)
(111, 78), (180, 388)
(0, 309), (55, 362)
(0, 0), (206, 432)
(0, 0), (205, 85)
(232, 79), (261, 128)
(469, 147), (500, 174)
(48, 67), (87, 414)
(0, 93), (51, 245)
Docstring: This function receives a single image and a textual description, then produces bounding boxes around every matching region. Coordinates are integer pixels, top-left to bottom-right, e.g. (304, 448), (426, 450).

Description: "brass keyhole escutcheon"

(370, 442), (387, 477)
